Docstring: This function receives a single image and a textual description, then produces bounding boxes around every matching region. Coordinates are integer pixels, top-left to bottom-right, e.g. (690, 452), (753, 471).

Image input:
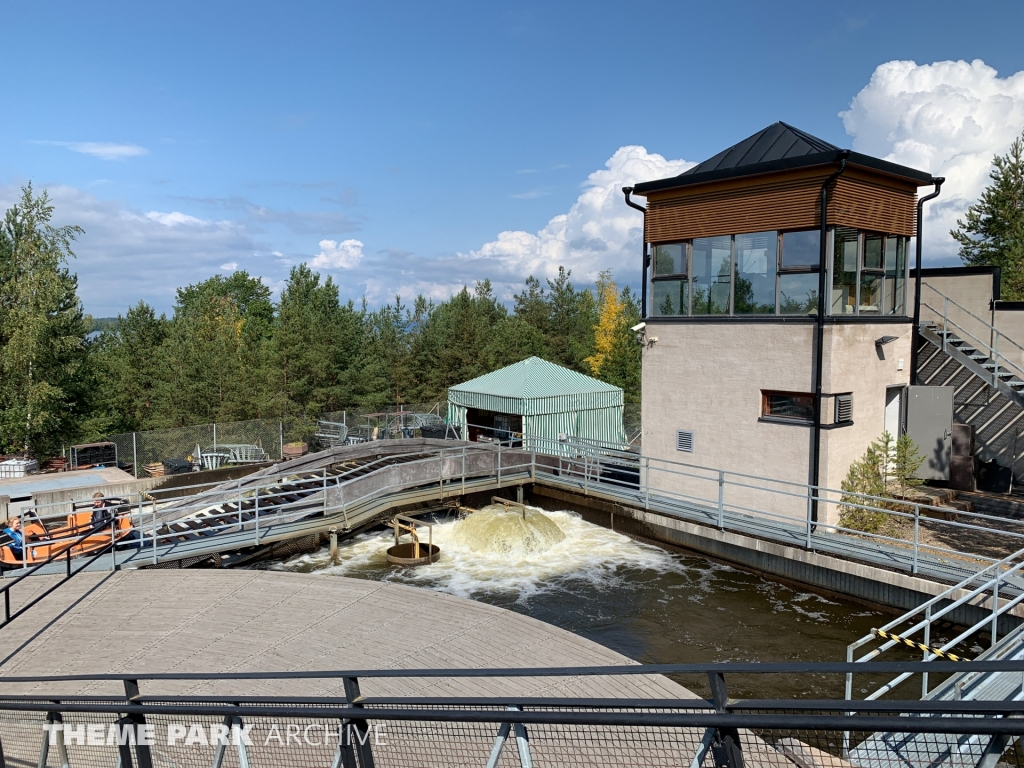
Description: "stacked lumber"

(143, 462), (166, 478)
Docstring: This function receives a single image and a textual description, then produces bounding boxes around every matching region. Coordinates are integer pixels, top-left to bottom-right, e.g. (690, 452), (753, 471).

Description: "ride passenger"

(90, 492), (114, 527)
(3, 518), (24, 560)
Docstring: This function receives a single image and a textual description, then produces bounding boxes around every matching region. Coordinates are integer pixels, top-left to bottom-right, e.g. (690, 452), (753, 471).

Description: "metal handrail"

(923, 282), (1024, 356)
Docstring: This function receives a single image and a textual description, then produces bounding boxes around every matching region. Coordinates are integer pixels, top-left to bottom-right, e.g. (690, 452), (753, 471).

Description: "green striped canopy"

(447, 357), (626, 448)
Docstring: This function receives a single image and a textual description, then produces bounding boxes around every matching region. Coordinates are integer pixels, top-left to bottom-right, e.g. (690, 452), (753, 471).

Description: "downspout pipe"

(810, 151), (849, 522)
(622, 187), (649, 318)
(910, 178), (945, 384)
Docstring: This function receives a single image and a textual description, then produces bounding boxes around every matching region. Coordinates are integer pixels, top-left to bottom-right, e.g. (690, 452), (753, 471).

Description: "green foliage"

(839, 431), (925, 534)
(1, 186), (645, 453)
(952, 130), (1024, 300)
(0, 185), (91, 458)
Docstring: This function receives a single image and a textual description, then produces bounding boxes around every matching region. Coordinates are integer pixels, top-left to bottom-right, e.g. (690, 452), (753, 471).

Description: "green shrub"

(839, 431), (924, 534)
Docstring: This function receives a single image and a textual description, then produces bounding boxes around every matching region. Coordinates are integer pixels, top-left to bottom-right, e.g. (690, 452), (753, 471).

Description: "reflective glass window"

(831, 228), (858, 315)
(734, 231), (776, 315)
(781, 230), (821, 268)
(763, 391), (815, 423)
(859, 272), (882, 314)
(883, 236), (908, 315)
(863, 234), (884, 271)
(651, 279), (688, 316)
(691, 236), (731, 315)
(779, 273), (820, 315)
(654, 243), (685, 276)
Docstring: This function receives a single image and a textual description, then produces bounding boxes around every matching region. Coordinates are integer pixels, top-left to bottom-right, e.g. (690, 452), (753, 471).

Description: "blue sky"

(3, 1), (1024, 316)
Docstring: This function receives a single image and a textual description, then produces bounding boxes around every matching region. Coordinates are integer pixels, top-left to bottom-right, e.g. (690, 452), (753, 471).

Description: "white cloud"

(841, 59), (1024, 263)
(309, 238), (364, 270)
(461, 145), (694, 286)
(0, 184), (269, 316)
(145, 211), (209, 227)
(220, 262), (239, 271)
(36, 141), (150, 161)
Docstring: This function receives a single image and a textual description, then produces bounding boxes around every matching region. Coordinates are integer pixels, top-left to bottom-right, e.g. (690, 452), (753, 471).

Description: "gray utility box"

(906, 386), (953, 482)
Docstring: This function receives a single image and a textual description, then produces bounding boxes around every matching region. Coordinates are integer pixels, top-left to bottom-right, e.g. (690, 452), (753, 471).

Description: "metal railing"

(921, 282), (1024, 387)
(1, 662), (1024, 767)
(847, 547), (1024, 699)
(14, 433), (1024, 582)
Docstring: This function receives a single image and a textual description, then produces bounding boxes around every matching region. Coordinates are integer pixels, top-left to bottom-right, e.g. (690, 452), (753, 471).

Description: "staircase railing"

(921, 282), (1024, 386)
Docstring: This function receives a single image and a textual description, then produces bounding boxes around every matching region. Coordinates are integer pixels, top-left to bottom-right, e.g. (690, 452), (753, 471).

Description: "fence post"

(279, 421), (284, 460)
(213, 422), (217, 451)
(913, 505), (920, 575)
(132, 432), (138, 479)
(254, 486), (260, 545)
(583, 455), (588, 495)
(717, 470), (725, 530)
(152, 508), (158, 565)
(110, 517), (117, 572)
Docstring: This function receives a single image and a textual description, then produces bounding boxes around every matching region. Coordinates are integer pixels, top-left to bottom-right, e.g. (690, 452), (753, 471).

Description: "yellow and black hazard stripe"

(872, 628), (969, 661)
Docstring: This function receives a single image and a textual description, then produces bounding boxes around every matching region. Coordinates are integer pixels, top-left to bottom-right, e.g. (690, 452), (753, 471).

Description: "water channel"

(268, 504), (940, 699)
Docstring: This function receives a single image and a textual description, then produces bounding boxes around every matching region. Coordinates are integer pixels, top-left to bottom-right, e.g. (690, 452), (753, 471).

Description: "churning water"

(271, 505), (892, 698)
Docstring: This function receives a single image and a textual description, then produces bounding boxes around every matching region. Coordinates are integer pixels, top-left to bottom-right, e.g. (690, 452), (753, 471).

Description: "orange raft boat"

(0, 505), (135, 567)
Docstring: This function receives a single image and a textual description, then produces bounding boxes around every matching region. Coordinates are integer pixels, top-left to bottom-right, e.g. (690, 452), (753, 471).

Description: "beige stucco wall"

(642, 323), (816, 524)
(642, 321), (912, 528)
(818, 323), (914, 524)
(910, 274), (995, 355)
(994, 309), (1024, 374)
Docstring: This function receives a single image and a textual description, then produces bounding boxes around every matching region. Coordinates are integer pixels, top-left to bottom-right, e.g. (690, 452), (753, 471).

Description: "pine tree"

(0, 185), (91, 458)
(952, 131), (1024, 300)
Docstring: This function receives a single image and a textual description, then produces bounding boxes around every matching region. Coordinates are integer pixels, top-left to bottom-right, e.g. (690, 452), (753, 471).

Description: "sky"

(3, 0), (1024, 317)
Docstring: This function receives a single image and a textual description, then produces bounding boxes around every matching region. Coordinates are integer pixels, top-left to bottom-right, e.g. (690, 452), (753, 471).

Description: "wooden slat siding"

(645, 165), (919, 243)
(830, 170), (917, 236)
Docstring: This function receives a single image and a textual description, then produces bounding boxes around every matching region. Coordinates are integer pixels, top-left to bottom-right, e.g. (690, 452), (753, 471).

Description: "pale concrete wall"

(642, 323), (816, 522)
(994, 308), (1024, 374)
(642, 321), (912, 527)
(818, 323), (914, 525)
(910, 273), (995, 355)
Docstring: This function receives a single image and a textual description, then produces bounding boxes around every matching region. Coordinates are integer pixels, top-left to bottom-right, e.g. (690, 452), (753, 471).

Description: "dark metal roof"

(633, 122), (934, 195)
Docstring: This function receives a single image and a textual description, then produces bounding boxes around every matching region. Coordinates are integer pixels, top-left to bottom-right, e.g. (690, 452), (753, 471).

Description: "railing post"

(706, 671), (742, 768)
(323, 471), (328, 516)
(342, 676), (375, 768)
(132, 431), (138, 479)
(583, 455), (588, 495)
(942, 296), (949, 352)
(124, 678), (153, 768)
(922, 603), (932, 696)
(717, 470), (725, 530)
(805, 487), (813, 549)
(992, 576), (1000, 648)
(644, 457), (650, 510)
(254, 487), (260, 544)
(238, 480), (243, 528)
(110, 517), (118, 572)
(913, 505), (920, 575)
(497, 444), (501, 489)
(994, 331), (1001, 386)
(152, 508), (158, 565)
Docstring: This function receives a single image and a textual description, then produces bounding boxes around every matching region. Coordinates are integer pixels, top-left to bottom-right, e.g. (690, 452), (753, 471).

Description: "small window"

(762, 391), (815, 423)
(676, 429), (694, 453)
(835, 393), (853, 424)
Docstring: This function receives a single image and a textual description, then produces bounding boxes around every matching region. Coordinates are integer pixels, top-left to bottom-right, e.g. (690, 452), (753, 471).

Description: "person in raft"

(2, 517), (24, 560)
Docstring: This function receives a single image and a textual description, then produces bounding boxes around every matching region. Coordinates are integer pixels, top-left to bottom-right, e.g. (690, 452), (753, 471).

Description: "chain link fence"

(105, 400), (641, 478)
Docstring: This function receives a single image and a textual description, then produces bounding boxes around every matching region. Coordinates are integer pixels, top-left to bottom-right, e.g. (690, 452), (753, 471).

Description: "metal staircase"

(918, 284), (1024, 478)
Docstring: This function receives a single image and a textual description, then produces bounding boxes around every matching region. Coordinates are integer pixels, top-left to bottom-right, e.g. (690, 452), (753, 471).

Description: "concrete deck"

(0, 569), (689, 701)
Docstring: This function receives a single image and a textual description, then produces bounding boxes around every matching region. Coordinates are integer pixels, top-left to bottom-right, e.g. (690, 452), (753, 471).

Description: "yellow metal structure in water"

(386, 514), (440, 566)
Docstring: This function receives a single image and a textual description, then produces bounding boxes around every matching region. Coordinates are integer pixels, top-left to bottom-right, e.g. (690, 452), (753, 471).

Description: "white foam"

(273, 508), (688, 600)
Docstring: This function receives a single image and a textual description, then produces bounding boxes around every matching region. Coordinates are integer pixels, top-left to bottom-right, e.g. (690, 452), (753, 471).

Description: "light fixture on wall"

(875, 335), (899, 348)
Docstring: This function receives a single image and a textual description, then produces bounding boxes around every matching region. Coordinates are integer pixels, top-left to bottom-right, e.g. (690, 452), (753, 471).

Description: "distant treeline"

(0, 185), (641, 458)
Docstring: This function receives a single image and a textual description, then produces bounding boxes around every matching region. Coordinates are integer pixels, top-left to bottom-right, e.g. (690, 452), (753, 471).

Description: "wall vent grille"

(835, 393), (854, 424)
(676, 429), (694, 453)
